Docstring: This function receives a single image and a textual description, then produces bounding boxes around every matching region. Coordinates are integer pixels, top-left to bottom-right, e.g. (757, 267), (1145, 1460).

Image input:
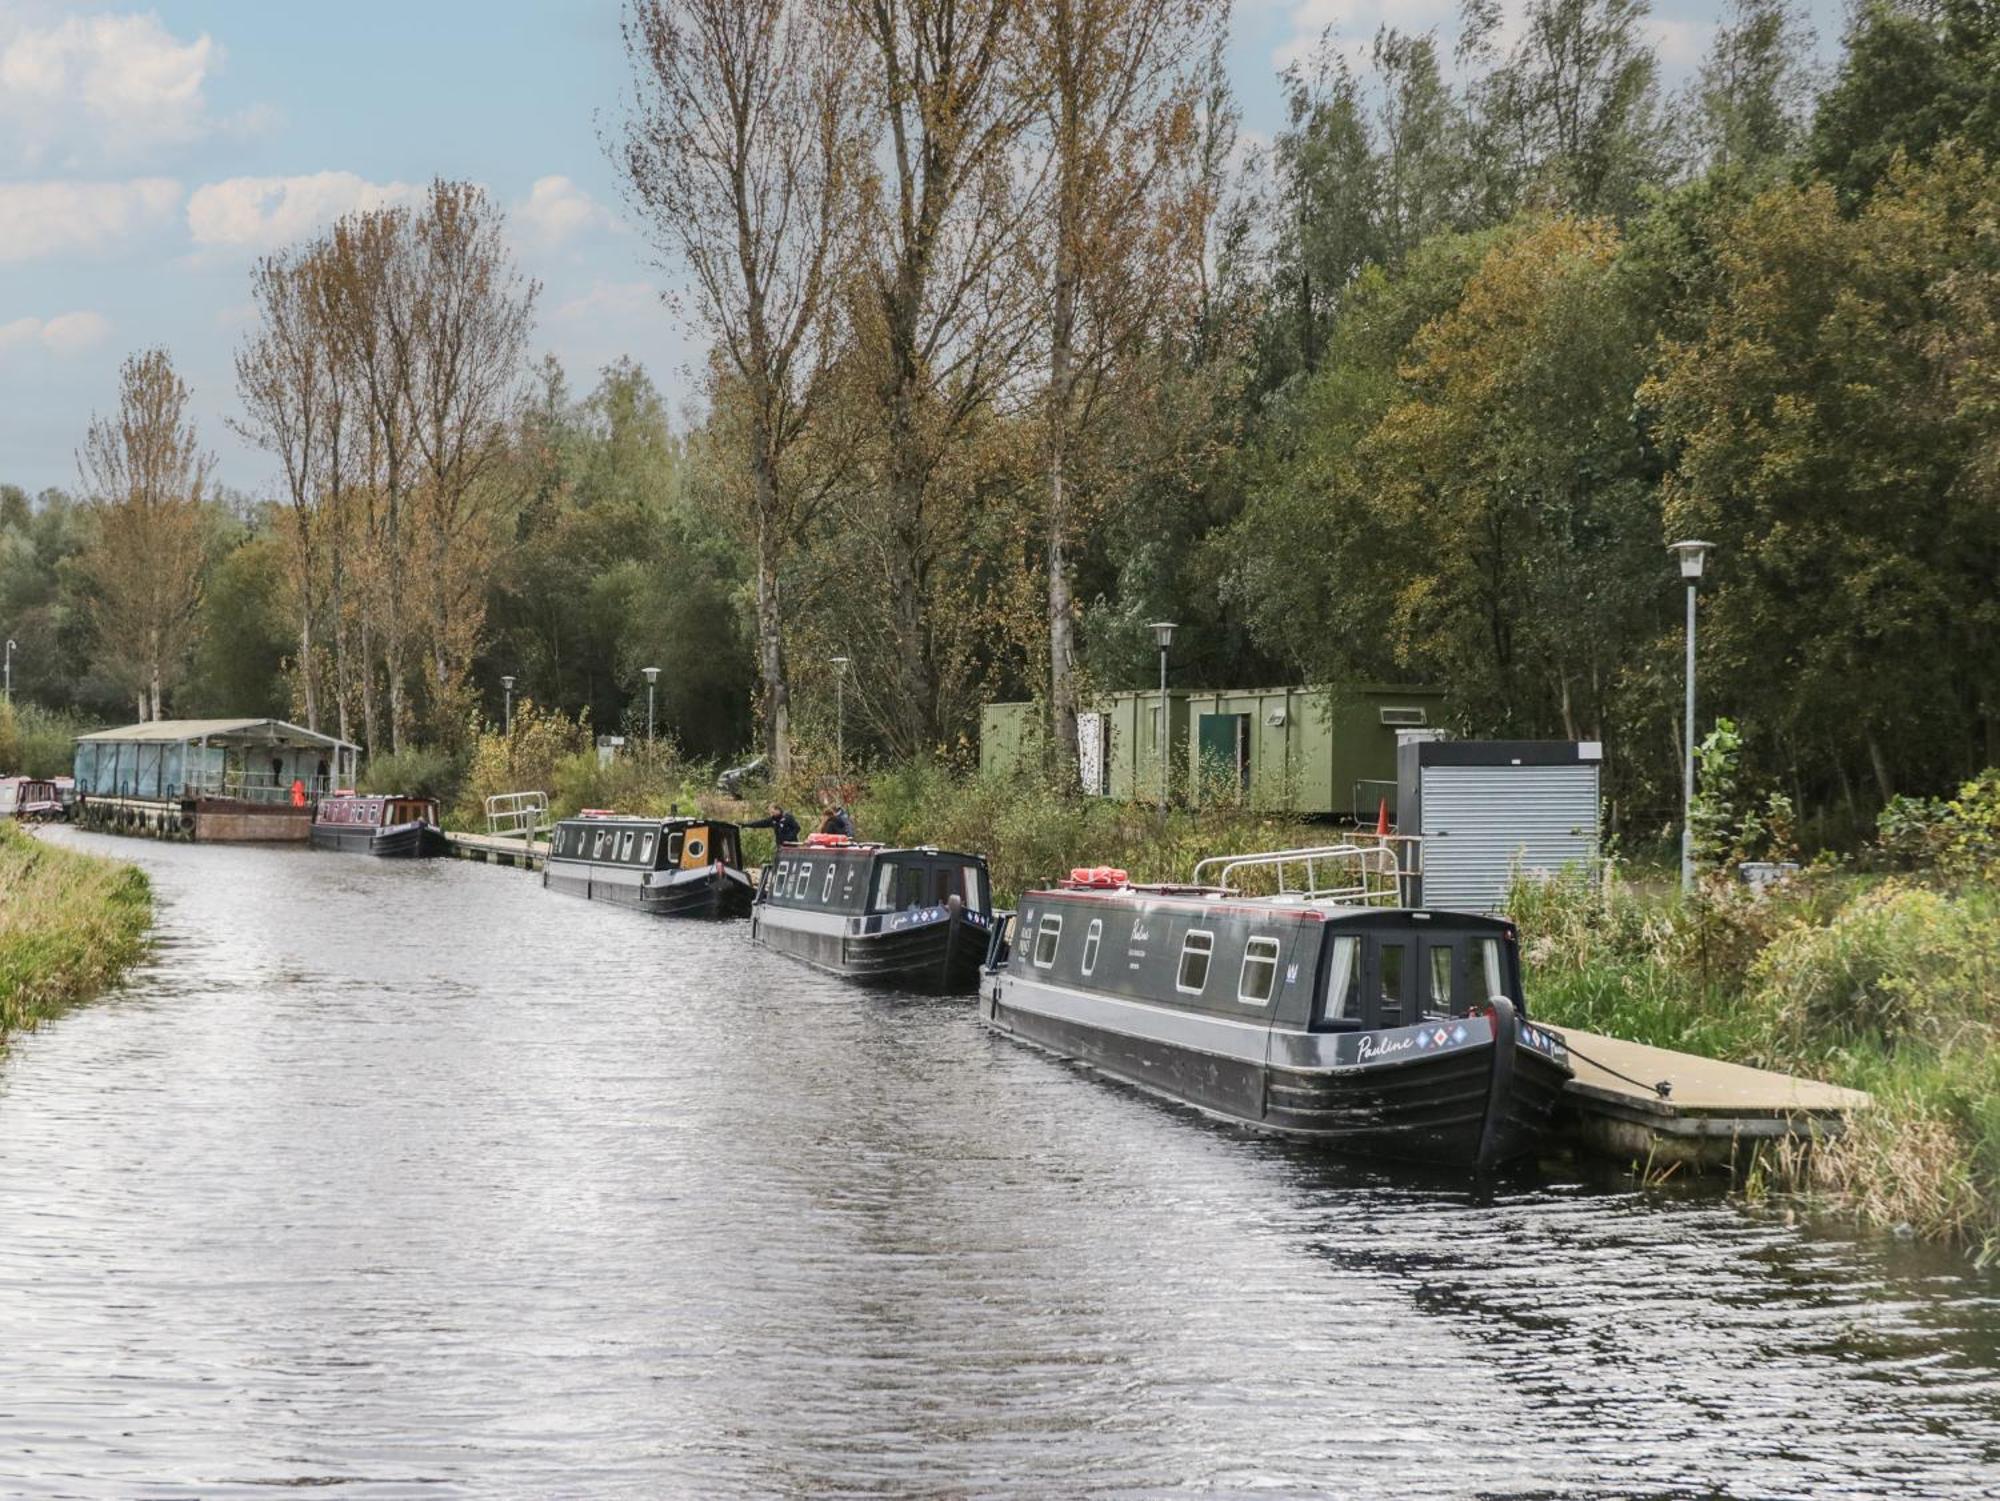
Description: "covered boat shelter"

(72, 719), (360, 842)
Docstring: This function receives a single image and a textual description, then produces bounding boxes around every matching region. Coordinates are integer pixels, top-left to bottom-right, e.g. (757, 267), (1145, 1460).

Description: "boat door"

(1417, 935), (1460, 1020)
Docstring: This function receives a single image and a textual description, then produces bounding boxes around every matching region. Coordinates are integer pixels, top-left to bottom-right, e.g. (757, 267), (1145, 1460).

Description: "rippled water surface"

(3, 831), (1998, 1498)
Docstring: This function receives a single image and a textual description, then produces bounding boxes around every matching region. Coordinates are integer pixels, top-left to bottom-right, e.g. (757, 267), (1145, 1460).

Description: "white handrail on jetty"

(1189, 836), (1421, 907)
(485, 790), (552, 847)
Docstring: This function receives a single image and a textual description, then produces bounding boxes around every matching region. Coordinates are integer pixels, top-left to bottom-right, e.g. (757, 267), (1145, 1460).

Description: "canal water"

(3, 833), (1997, 1499)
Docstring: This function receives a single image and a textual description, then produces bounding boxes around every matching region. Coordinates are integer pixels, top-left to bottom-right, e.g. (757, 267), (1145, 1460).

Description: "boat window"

(715, 828), (740, 868)
(962, 865), (987, 911)
(1429, 946), (1454, 1009)
(1239, 936), (1281, 1005)
(1476, 937), (1507, 1001)
(794, 861), (813, 898)
(618, 830), (636, 862)
(872, 861), (928, 912)
(1081, 919), (1102, 977)
(638, 832), (656, 865)
(666, 829), (684, 865)
(774, 859), (790, 893)
(1329, 936), (1362, 1021)
(821, 864), (836, 903)
(1176, 930), (1214, 994)
(1379, 942), (1408, 1026)
(592, 829), (611, 860)
(1032, 914), (1062, 968)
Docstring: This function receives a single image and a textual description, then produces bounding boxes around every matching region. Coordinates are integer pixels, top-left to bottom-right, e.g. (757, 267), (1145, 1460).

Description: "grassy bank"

(0, 824), (153, 1034)
(1511, 864), (2000, 1258)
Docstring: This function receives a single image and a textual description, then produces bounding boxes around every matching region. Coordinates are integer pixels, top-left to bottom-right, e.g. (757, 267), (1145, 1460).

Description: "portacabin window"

(1081, 918), (1103, 977)
(794, 861), (813, 898)
(1032, 913), (1062, 969)
(1239, 935), (1281, 1006)
(1176, 930), (1214, 994)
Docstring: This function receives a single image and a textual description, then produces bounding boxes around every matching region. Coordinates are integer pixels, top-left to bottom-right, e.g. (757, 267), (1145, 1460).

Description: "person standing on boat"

(817, 802), (855, 838)
(743, 802), (800, 846)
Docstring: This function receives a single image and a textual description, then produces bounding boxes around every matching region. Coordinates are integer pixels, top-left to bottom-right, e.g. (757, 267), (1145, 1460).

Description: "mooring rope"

(1557, 1035), (1674, 1100)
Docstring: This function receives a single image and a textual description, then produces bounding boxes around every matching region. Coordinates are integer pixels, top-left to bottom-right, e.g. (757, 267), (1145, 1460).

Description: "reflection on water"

(1, 830), (1996, 1498)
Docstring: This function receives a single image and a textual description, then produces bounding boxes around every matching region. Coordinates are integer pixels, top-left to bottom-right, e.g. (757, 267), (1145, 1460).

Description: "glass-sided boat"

(309, 792), (446, 858)
(751, 834), (993, 991)
(543, 811), (754, 918)
(980, 844), (1573, 1170)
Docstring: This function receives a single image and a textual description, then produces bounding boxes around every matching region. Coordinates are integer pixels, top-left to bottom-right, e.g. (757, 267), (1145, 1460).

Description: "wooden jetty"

(1550, 1024), (1869, 1168)
(442, 829), (547, 869)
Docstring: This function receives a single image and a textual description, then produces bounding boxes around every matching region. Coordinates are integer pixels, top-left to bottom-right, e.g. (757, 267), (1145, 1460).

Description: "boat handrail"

(1190, 838), (1420, 907)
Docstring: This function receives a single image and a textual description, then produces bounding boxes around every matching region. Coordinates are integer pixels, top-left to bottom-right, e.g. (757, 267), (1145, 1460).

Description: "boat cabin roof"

(776, 841), (987, 866)
(1026, 881), (1512, 932)
(557, 811), (737, 830)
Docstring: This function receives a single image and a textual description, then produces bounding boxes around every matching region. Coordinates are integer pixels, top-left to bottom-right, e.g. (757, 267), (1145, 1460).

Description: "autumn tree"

(617, 0), (862, 778)
(77, 349), (216, 721)
(844, 0), (1043, 755)
(1032, 0), (1224, 772)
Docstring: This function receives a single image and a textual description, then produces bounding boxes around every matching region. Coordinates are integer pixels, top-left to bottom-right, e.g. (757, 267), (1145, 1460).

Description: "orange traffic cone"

(1376, 797), (1390, 837)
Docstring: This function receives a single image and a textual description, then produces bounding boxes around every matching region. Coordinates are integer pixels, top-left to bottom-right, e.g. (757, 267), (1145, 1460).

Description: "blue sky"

(0, 0), (1844, 498)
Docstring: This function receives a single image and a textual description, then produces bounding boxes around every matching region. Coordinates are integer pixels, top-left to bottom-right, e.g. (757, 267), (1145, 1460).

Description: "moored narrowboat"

(751, 834), (993, 991)
(543, 811), (754, 918)
(980, 846), (1572, 1169)
(2, 776), (71, 822)
(310, 792), (447, 858)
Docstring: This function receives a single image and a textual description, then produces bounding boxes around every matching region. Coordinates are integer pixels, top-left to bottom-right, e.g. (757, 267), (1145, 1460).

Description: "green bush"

(358, 746), (464, 804)
(2, 702), (100, 779)
(452, 701), (590, 825)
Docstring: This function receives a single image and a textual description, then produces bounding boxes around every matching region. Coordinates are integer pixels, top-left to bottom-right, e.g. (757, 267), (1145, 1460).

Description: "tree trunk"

(359, 617), (379, 759)
(755, 514), (791, 779)
(1047, 216), (1079, 783)
(299, 599), (318, 732)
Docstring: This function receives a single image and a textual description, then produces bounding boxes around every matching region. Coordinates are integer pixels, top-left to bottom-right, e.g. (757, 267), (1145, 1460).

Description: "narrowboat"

(543, 811), (754, 918)
(751, 834), (993, 991)
(2, 776), (71, 822)
(310, 792), (447, 857)
(980, 846), (1573, 1170)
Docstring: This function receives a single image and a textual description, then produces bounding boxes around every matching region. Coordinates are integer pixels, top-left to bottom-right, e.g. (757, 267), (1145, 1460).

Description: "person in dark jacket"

(743, 803), (800, 846)
(817, 803), (855, 838)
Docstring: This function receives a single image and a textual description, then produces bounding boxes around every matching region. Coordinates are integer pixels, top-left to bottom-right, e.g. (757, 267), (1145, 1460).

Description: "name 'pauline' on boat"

(981, 842), (1573, 1170)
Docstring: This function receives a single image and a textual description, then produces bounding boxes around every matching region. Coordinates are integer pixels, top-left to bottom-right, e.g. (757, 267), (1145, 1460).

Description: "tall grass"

(0, 825), (152, 1034)
(1510, 865), (2000, 1257)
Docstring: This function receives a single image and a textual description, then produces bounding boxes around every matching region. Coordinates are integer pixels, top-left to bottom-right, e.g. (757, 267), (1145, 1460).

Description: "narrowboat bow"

(980, 847), (1572, 1169)
(310, 793), (446, 858)
(751, 834), (993, 992)
(543, 811), (754, 918)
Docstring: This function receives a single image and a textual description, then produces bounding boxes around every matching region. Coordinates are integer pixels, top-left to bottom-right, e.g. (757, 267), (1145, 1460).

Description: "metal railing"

(1190, 838), (1421, 907)
(486, 790), (552, 847)
(181, 770), (335, 805)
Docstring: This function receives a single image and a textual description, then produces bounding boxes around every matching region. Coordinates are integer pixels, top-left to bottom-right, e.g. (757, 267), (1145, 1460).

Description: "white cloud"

(550, 278), (668, 325)
(0, 176), (180, 261)
(0, 309), (112, 356)
(0, 11), (220, 167)
(515, 174), (615, 251)
(185, 171), (421, 251)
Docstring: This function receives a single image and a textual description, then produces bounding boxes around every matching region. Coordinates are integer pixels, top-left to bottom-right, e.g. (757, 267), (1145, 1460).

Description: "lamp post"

(642, 665), (661, 743)
(500, 674), (515, 736)
(1149, 621), (1176, 813)
(1669, 540), (1713, 893)
(829, 656), (850, 782)
(3, 638), (13, 702)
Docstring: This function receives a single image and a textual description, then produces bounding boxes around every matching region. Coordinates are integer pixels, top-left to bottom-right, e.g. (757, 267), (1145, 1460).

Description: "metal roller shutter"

(1420, 764), (1600, 912)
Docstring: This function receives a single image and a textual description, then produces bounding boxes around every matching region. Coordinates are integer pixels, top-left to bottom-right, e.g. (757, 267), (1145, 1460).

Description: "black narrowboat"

(751, 835), (993, 991)
(543, 811), (754, 918)
(310, 792), (447, 857)
(981, 849), (1572, 1169)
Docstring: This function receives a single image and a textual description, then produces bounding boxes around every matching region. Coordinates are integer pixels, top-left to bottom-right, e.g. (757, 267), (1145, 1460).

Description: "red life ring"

(1065, 866), (1128, 888)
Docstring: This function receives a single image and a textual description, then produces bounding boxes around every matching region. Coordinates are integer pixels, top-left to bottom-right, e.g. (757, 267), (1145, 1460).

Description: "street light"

(642, 665), (661, 743)
(829, 656), (850, 782)
(1669, 540), (1713, 893)
(1149, 622), (1176, 813)
(500, 674), (515, 736)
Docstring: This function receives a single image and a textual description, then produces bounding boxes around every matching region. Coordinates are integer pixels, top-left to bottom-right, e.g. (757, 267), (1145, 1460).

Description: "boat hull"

(753, 903), (987, 993)
(982, 973), (1567, 1169)
(543, 860), (754, 919)
(309, 821), (446, 858)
